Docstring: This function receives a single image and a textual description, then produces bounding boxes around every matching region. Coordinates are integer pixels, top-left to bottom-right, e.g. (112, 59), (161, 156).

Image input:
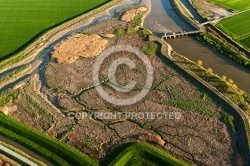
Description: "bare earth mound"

(120, 7), (147, 22)
(51, 34), (108, 64)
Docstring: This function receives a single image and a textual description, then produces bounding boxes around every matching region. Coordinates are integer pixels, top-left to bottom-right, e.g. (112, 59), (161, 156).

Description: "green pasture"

(239, 35), (250, 49)
(216, 11), (250, 39)
(0, 0), (108, 59)
(101, 142), (189, 166)
(216, 10), (250, 49)
(208, 0), (250, 11)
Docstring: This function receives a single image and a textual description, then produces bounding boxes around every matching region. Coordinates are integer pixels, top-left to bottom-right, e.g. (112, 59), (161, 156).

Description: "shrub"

(207, 68), (213, 73)
(141, 43), (158, 56)
(125, 26), (136, 35)
(197, 60), (203, 66)
(114, 28), (124, 37)
(221, 75), (227, 81)
(133, 14), (143, 26)
(138, 28), (151, 38)
(228, 79), (234, 84)
(221, 112), (235, 133)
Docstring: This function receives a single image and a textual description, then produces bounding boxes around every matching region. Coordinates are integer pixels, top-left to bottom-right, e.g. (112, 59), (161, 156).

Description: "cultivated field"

(208, 0), (250, 11)
(0, 0), (107, 59)
(240, 36), (250, 49)
(216, 10), (250, 49)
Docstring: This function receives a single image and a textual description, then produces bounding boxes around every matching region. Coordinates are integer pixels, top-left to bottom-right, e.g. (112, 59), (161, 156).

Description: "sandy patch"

(101, 33), (116, 38)
(0, 105), (17, 115)
(190, 0), (233, 17)
(13, 82), (26, 90)
(120, 7), (147, 22)
(51, 34), (108, 64)
(139, 133), (165, 146)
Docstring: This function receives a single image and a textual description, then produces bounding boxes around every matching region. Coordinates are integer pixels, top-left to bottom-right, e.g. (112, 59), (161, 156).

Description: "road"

(0, 144), (38, 166)
(0, 135), (54, 165)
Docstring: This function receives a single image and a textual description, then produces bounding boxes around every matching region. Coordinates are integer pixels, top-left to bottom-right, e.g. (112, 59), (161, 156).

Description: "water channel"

(144, 0), (250, 93)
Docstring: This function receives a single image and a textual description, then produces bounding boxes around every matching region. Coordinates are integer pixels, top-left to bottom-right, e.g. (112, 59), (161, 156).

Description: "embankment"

(150, 35), (250, 164)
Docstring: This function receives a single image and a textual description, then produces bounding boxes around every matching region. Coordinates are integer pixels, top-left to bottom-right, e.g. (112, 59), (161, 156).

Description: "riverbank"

(150, 0), (250, 93)
(186, 0), (250, 55)
(196, 32), (250, 69)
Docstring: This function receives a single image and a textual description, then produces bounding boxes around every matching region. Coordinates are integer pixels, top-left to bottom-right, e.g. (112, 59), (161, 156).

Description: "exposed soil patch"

(0, 105), (17, 115)
(120, 7), (147, 22)
(0, 153), (20, 166)
(190, 0), (233, 17)
(51, 34), (108, 64)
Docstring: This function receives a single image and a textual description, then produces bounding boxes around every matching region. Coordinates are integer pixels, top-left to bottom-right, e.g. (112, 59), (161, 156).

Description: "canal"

(144, 0), (250, 93)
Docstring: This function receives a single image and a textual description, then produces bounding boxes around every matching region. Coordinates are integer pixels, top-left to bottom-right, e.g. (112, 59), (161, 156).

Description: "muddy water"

(144, 0), (194, 34)
(144, 0), (250, 93)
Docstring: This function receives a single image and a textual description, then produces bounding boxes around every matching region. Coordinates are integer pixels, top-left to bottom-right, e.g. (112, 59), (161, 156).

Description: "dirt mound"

(101, 33), (116, 38)
(120, 7), (147, 22)
(51, 34), (108, 64)
(0, 105), (17, 115)
(139, 133), (165, 146)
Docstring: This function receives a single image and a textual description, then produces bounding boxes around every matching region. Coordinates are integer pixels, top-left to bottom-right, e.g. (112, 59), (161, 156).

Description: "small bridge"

(162, 30), (201, 39)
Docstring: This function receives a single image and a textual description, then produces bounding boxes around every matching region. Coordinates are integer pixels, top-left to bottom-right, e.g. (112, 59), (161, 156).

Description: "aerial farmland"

(216, 11), (250, 49)
(0, 0), (107, 59)
(209, 0), (250, 11)
(0, 0), (250, 165)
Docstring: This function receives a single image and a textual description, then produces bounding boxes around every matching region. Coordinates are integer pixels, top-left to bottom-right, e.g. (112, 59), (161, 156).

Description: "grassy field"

(208, 0), (250, 11)
(101, 142), (189, 166)
(0, 0), (108, 59)
(0, 113), (97, 166)
(216, 10), (250, 49)
(239, 35), (250, 49)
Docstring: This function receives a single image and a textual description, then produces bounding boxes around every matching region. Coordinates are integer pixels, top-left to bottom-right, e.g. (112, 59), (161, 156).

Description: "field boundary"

(207, 0), (250, 12)
(0, 0), (113, 60)
(206, 23), (250, 56)
(100, 142), (189, 166)
(0, 0), (124, 73)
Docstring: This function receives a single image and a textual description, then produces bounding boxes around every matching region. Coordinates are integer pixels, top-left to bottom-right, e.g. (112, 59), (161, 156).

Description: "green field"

(216, 10), (250, 49)
(209, 0), (250, 11)
(239, 35), (250, 49)
(0, 112), (97, 166)
(0, 0), (108, 59)
(0, 111), (188, 165)
(101, 142), (189, 166)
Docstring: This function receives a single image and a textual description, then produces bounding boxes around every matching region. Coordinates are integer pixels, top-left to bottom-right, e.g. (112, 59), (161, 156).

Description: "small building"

(206, 14), (220, 21)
